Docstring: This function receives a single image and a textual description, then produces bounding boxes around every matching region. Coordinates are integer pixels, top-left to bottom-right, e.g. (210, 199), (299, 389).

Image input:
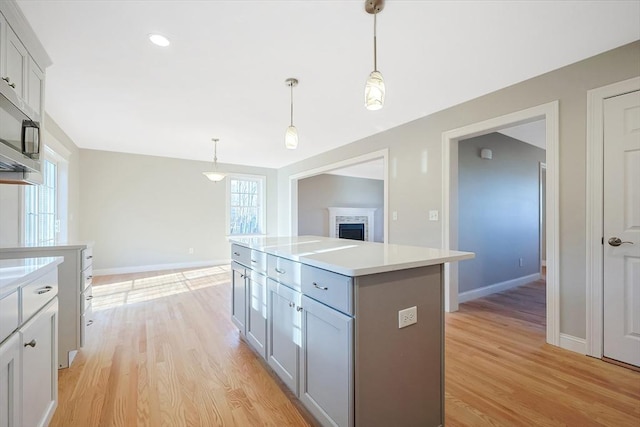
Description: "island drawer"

(249, 250), (267, 274)
(301, 265), (353, 315)
(81, 285), (93, 314)
(0, 289), (19, 343)
(80, 302), (94, 347)
(231, 244), (251, 267)
(81, 247), (93, 271)
(21, 270), (58, 323)
(81, 266), (93, 291)
(267, 255), (301, 291)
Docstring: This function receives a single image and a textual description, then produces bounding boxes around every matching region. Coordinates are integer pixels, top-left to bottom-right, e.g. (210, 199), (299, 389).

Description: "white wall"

(79, 149), (277, 273)
(277, 41), (640, 340)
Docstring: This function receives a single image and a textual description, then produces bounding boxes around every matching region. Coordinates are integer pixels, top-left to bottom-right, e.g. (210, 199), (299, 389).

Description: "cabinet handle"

(239, 273), (245, 278)
(86, 255), (93, 259)
(251, 259), (257, 263)
(86, 295), (94, 301)
(36, 286), (53, 295)
(288, 302), (295, 308)
(8, 83), (16, 89)
(313, 282), (328, 291)
(275, 268), (286, 274)
(1, 77), (9, 83)
(86, 320), (94, 327)
(233, 252), (241, 256)
(24, 339), (37, 348)
(87, 275), (93, 280)
(296, 306), (303, 312)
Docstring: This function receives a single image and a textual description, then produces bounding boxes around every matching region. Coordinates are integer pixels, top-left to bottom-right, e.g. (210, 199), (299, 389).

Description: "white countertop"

(230, 236), (474, 276)
(0, 241), (92, 252)
(0, 257), (63, 297)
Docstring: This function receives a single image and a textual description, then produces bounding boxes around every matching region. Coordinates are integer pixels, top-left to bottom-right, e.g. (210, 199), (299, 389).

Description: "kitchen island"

(229, 236), (473, 427)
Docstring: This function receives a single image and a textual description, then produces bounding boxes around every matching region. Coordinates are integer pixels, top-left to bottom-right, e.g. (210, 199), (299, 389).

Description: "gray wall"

(457, 133), (545, 293)
(277, 41), (640, 339)
(0, 113), (81, 246)
(298, 174), (384, 242)
(79, 149), (277, 272)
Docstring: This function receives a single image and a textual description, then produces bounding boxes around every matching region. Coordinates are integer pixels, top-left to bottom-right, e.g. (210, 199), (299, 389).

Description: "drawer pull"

(233, 252), (241, 256)
(36, 286), (53, 295)
(1, 77), (9, 83)
(251, 259), (257, 263)
(289, 302), (295, 308)
(275, 268), (286, 274)
(24, 339), (37, 348)
(296, 306), (303, 312)
(87, 275), (93, 280)
(86, 255), (93, 260)
(86, 320), (94, 327)
(86, 295), (94, 301)
(313, 282), (329, 291)
(8, 83), (16, 89)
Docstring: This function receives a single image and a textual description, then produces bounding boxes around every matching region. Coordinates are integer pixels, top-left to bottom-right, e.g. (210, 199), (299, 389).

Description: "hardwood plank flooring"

(51, 269), (640, 426)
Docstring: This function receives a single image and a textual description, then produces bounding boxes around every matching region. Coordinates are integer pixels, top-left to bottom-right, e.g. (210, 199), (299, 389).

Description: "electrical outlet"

(429, 210), (439, 221)
(189, 247), (194, 254)
(398, 306), (418, 328)
(392, 211), (398, 221)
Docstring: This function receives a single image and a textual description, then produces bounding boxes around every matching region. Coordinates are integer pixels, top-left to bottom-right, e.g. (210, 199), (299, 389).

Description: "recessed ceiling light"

(149, 34), (170, 47)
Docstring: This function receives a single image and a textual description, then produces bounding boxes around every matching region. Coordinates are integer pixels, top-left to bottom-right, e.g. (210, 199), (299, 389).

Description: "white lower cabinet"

(300, 295), (353, 427)
(0, 334), (21, 427)
(267, 279), (301, 395)
(21, 298), (58, 427)
(231, 262), (246, 334)
(246, 272), (267, 359)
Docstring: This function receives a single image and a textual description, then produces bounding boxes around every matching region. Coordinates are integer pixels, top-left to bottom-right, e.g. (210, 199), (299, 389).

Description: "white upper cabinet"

(3, 23), (27, 101)
(27, 56), (44, 117)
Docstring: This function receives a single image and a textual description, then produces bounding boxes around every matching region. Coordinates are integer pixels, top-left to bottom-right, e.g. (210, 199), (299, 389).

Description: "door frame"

(442, 101), (560, 346)
(586, 76), (640, 358)
(289, 148), (389, 242)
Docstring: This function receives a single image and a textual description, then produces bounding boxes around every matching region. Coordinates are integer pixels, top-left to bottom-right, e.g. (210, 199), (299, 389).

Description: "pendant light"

(364, 0), (385, 110)
(203, 138), (226, 182)
(285, 78), (299, 149)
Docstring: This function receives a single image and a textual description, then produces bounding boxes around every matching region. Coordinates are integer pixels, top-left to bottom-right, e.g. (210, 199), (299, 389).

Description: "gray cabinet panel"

(246, 272), (267, 359)
(231, 262), (246, 334)
(301, 265), (353, 315)
(267, 279), (301, 395)
(300, 296), (353, 427)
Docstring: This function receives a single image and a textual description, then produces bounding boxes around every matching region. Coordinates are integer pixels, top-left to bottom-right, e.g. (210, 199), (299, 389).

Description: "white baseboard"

(559, 333), (586, 355)
(458, 273), (541, 303)
(93, 259), (231, 276)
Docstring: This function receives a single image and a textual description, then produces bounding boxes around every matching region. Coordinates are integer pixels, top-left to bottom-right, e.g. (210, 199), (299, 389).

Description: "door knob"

(608, 237), (633, 247)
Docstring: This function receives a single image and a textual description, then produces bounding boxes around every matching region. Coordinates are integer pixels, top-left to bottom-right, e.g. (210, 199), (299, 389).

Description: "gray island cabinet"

(230, 236), (473, 427)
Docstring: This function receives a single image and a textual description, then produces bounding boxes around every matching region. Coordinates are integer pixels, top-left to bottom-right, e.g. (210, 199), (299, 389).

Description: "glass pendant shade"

(285, 125), (298, 150)
(365, 70), (385, 110)
(203, 171), (226, 182)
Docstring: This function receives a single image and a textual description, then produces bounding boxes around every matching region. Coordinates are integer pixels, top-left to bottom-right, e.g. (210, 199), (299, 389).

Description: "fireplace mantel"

(328, 207), (376, 242)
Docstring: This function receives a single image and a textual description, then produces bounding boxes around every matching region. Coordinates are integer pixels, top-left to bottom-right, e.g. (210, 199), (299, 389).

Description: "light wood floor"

(51, 268), (640, 426)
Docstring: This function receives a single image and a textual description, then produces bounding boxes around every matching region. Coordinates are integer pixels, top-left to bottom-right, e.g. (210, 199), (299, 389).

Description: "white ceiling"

(16, 0), (640, 169)
(498, 120), (546, 150)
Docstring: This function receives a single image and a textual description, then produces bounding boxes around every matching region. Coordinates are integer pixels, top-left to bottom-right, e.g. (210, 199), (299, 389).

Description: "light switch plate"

(429, 210), (439, 221)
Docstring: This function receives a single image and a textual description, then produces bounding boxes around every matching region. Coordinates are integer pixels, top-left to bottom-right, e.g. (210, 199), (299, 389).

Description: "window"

(24, 159), (58, 246)
(227, 175), (266, 235)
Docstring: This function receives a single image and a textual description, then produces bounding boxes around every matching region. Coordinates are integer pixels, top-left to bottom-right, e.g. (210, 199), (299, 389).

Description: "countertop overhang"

(229, 236), (474, 276)
(0, 257), (63, 297)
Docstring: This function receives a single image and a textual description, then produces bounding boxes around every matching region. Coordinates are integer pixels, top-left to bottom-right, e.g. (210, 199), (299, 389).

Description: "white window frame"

(226, 173), (267, 237)
(20, 131), (70, 245)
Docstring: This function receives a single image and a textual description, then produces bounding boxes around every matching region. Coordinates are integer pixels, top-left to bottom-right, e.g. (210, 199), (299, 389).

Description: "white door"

(603, 89), (640, 367)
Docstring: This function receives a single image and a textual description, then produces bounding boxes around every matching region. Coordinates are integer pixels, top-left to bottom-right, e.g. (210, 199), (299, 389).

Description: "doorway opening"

(442, 101), (560, 347)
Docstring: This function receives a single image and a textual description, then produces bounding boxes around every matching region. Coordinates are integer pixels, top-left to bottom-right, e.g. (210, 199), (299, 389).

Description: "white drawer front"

(267, 255), (302, 291)
(82, 265), (93, 291)
(0, 290), (19, 343)
(301, 265), (353, 315)
(81, 285), (93, 314)
(249, 250), (267, 274)
(80, 301), (94, 347)
(231, 244), (251, 266)
(81, 247), (93, 271)
(21, 269), (58, 323)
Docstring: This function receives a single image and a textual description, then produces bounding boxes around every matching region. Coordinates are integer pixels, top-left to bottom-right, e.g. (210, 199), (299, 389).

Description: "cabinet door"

(267, 279), (301, 395)
(27, 56), (44, 115)
(4, 25), (27, 101)
(246, 272), (267, 359)
(300, 296), (353, 427)
(21, 298), (58, 427)
(231, 262), (246, 334)
(0, 333), (21, 427)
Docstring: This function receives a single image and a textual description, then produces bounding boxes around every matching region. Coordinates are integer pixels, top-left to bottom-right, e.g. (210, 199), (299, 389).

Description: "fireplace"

(338, 223), (365, 241)
(328, 207), (376, 242)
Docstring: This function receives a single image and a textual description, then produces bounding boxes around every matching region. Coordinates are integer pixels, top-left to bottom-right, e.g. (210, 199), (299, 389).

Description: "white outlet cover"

(429, 210), (439, 221)
(398, 306), (418, 328)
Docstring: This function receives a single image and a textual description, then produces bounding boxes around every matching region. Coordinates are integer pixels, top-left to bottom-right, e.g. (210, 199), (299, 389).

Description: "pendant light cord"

(290, 83), (294, 126)
(373, 10), (378, 72)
